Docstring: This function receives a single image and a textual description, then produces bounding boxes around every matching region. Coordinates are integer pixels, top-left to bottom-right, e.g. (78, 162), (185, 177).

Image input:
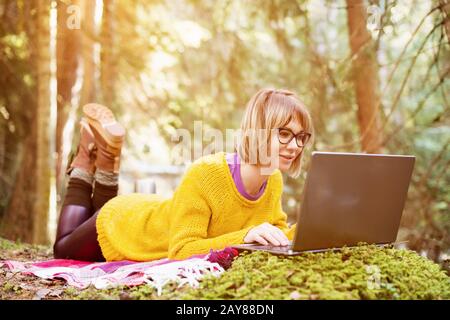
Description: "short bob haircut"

(236, 88), (314, 178)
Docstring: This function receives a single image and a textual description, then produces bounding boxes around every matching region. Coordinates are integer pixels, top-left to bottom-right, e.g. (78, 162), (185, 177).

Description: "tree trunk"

(101, 0), (116, 107)
(0, 0), (31, 221)
(56, 0), (81, 204)
(346, 0), (383, 153)
(34, 0), (51, 245)
(1, 0), (51, 244)
(80, 0), (97, 107)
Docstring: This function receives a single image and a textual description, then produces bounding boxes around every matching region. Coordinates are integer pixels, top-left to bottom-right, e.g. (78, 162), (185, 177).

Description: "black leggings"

(53, 178), (118, 261)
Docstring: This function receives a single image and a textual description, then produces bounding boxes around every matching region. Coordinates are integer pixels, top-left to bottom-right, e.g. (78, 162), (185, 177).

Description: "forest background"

(0, 0), (448, 269)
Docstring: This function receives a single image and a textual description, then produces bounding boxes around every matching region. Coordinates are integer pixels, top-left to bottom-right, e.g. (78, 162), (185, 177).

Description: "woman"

(53, 88), (314, 262)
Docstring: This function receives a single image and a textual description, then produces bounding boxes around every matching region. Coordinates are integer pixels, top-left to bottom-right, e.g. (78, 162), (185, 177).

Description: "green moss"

(176, 245), (450, 300)
(2, 282), (18, 293)
(61, 282), (185, 300)
(0, 237), (51, 256)
(0, 238), (25, 251)
(62, 285), (126, 300)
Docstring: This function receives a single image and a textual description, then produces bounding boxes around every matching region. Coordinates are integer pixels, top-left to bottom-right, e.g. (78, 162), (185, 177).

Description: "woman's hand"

(244, 222), (290, 246)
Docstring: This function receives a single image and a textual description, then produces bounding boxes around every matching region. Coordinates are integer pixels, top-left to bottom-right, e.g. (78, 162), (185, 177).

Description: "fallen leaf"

(119, 292), (132, 300)
(19, 284), (34, 291)
(33, 288), (51, 300)
(39, 279), (58, 286)
(285, 270), (295, 278)
(48, 289), (63, 297)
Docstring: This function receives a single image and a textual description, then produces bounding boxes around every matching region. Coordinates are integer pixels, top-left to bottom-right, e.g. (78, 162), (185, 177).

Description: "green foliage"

(0, 237), (23, 251)
(0, 1), (38, 220)
(178, 245), (450, 300)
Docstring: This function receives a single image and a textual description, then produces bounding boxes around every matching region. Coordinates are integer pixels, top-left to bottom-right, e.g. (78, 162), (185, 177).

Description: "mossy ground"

(181, 246), (450, 300)
(1, 237), (449, 300)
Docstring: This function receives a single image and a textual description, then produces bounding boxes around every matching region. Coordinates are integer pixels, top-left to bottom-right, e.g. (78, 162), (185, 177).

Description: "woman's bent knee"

(53, 239), (67, 259)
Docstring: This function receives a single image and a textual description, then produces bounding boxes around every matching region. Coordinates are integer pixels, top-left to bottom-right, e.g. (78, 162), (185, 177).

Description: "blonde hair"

(237, 88), (314, 178)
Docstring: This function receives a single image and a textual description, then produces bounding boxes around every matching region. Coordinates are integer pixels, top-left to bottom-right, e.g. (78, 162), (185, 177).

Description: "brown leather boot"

(66, 118), (97, 175)
(82, 103), (125, 174)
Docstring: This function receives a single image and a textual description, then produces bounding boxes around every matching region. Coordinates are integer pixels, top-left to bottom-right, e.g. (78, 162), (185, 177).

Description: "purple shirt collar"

(226, 152), (267, 201)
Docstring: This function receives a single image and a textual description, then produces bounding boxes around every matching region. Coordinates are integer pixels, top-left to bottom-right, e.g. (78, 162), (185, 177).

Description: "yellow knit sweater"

(96, 152), (296, 261)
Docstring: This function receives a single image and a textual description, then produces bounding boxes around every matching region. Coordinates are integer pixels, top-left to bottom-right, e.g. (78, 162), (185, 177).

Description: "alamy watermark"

(66, 4), (81, 30)
(169, 121), (284, 175)
(367, 1), (400, 34)
(366, 265), (382, 290)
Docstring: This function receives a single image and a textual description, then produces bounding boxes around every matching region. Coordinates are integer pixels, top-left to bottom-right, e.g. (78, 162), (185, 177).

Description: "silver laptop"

(232, 151), (415, 255)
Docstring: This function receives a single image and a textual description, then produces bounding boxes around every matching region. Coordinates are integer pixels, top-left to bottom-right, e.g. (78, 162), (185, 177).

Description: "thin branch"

(382, 67), (450, 146)
(417, 140), (450, 195)
(380, 20), (444, 132)
(382, 4), (442, 93)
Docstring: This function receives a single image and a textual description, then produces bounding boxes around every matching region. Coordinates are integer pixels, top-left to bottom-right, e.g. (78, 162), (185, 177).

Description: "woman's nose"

(287, 138), (298, 150)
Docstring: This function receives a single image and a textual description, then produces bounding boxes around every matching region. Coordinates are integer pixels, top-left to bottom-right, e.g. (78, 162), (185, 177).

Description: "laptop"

(232, 151), (415, 256)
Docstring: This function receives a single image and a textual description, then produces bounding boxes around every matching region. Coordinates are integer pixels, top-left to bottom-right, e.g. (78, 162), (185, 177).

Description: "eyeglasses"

(277, 128), (311, 148)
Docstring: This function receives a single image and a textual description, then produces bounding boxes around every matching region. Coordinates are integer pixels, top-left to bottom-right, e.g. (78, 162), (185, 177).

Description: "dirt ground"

(0, 238), (69, 300)
(0, 238), (163, 300)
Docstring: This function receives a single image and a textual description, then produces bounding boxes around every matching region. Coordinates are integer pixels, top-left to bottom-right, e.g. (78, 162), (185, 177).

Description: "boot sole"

(82, 103), (125, 149)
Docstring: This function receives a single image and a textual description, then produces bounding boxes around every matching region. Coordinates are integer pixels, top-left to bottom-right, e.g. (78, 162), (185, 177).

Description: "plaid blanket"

(0, 248), (238, 296)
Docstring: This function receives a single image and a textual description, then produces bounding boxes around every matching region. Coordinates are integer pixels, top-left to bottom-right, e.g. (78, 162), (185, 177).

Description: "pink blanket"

(0, 248), (238, 295)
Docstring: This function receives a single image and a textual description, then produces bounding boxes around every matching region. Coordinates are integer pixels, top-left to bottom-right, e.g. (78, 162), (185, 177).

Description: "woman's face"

(272, 120), (305, 173)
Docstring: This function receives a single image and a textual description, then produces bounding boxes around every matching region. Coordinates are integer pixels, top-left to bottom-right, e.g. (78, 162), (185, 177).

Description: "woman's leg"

(54, 177), (93, 244)
(54, 178), (118, 261)
(53, 173), (106, 261)
(88, 102), (123, 212)
(53, 118), (102, 261)
(54, 208), (104, 262)
(92, 179), (119, 212)
(54, 103), (124, 261)
(55, 181), (120, 261)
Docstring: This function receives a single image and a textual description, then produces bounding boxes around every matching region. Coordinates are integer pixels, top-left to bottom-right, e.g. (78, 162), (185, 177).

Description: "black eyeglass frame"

(277, 127), (311, 148)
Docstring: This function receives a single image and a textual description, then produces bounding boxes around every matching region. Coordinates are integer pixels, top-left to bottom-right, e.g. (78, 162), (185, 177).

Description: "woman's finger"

(273, 228), (289, 245)
(269, 229), (287, 246)
(261, 231), (280, 246)
(264, 224), (289, 245)
(254, 235), (269, 245)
